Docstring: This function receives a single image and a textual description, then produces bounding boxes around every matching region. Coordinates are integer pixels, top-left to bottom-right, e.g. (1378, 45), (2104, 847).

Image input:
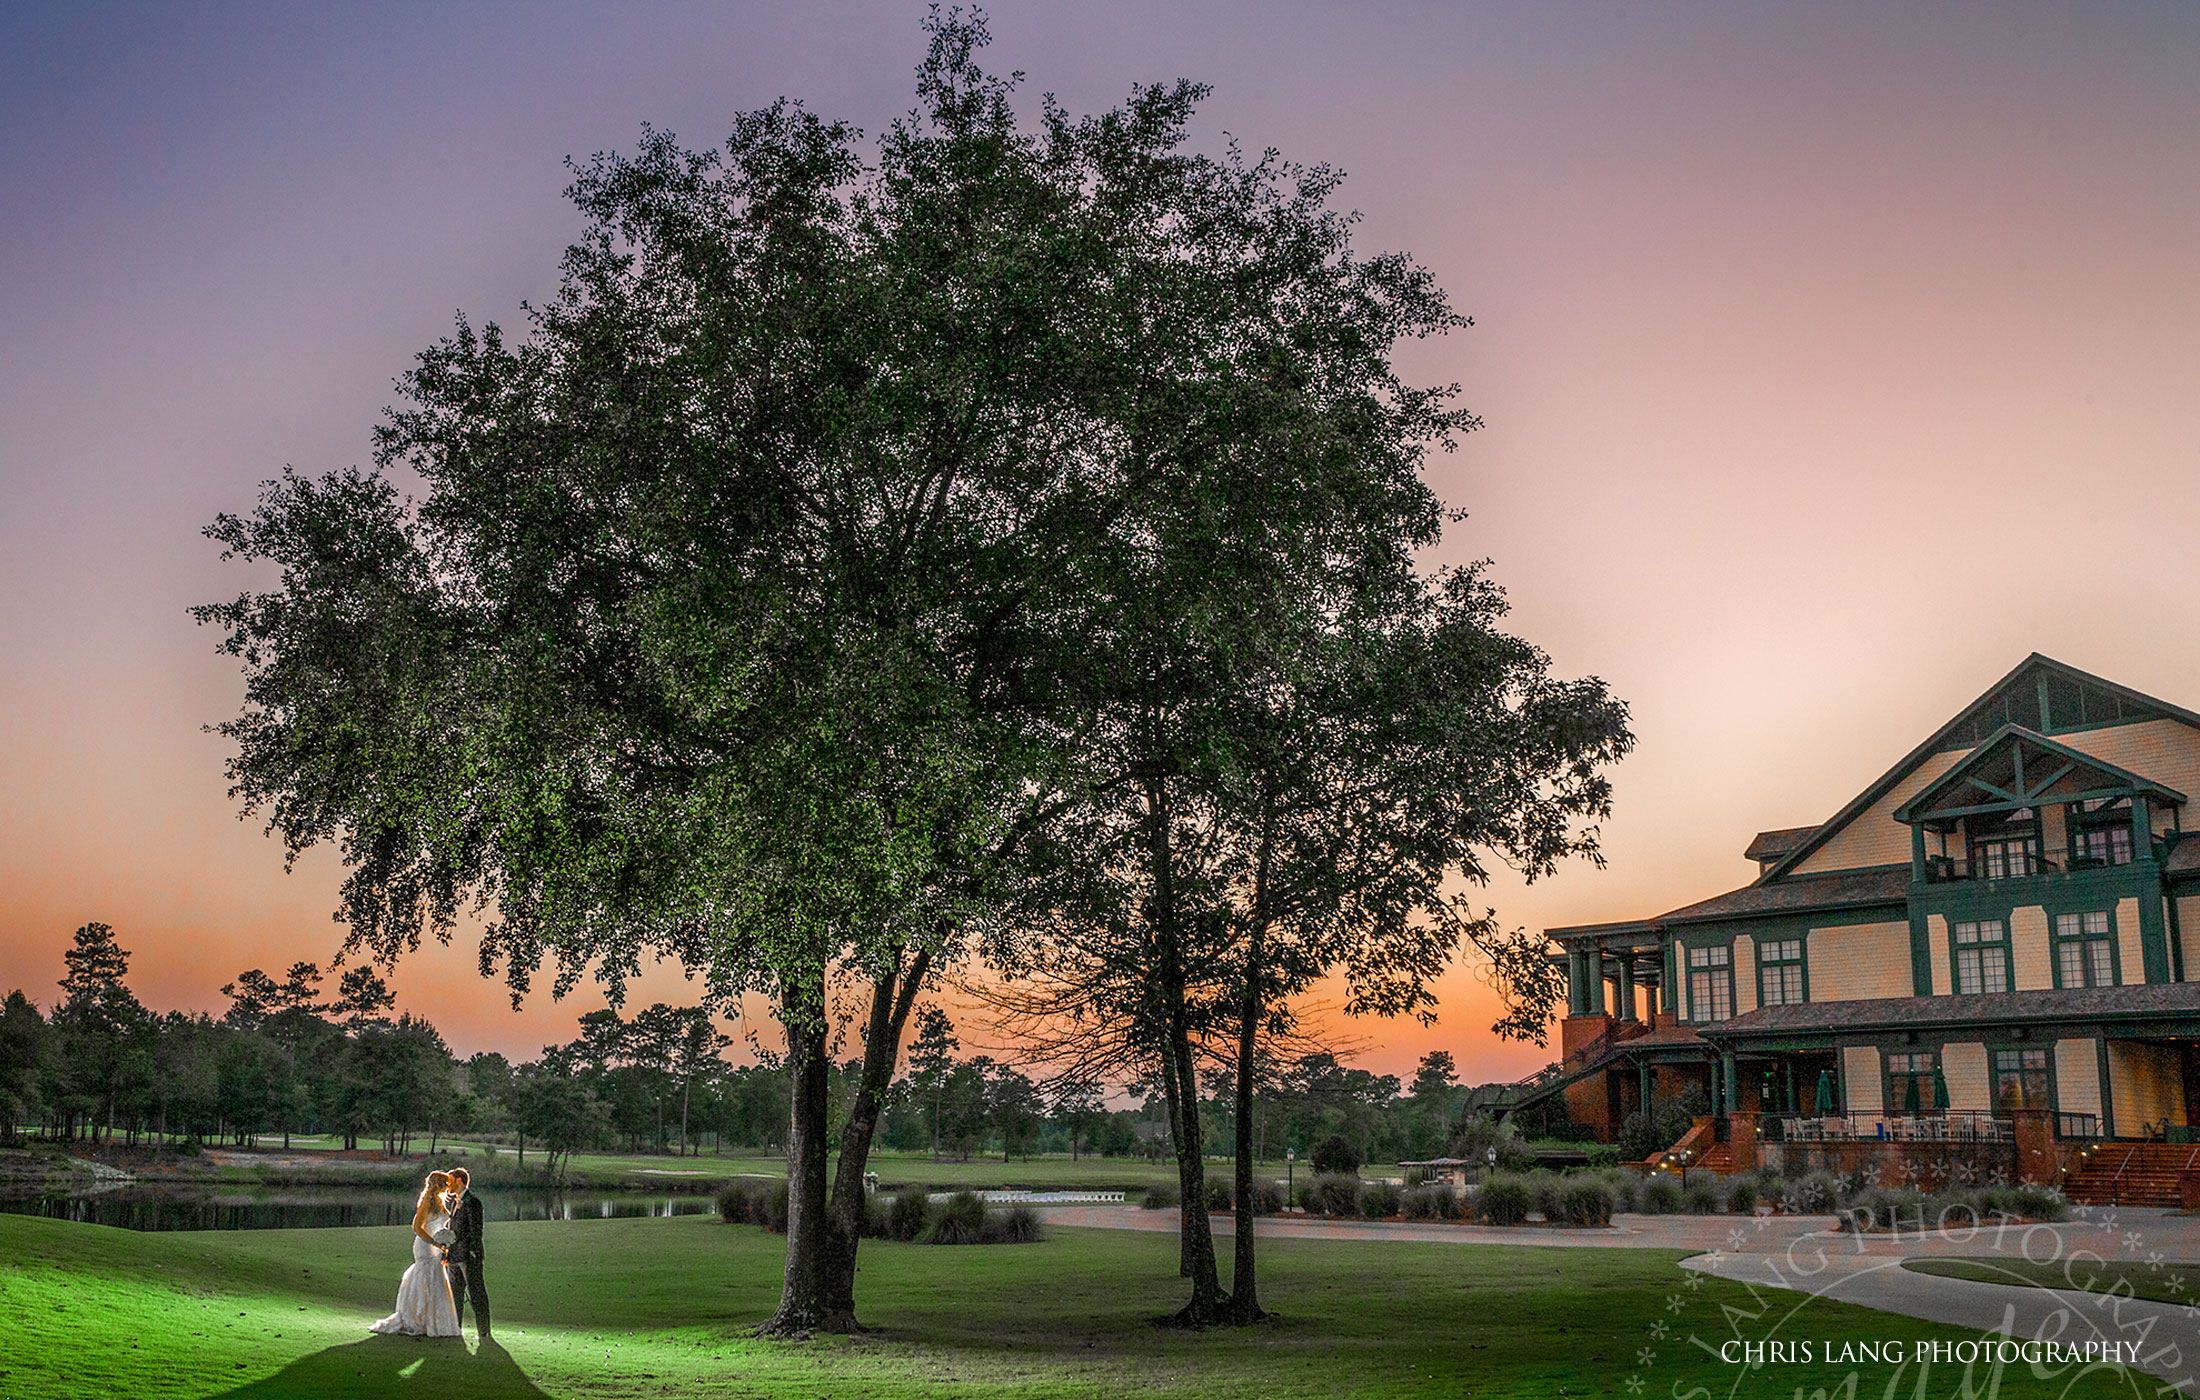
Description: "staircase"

(1481, 1023), (1652, 1121)
(2060, 1142), (2200, 1207)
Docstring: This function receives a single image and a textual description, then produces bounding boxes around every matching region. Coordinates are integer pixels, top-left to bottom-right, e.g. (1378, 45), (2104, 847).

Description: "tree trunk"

(1227, 795), (1275, 1326)
(1146, 776), (1226, 1324)
(820, 946), (932, 1322)
(763, 968), (853, 1336)
(1227, 916), (1268, 1323)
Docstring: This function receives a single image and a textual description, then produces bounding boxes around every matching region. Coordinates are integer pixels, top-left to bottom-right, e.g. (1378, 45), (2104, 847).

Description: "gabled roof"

(1758, 655), (2200, 884)
(1891, 724), (2186, 825)
(1744, 827), (1815, 864)
(1658, 866), (1909, 924)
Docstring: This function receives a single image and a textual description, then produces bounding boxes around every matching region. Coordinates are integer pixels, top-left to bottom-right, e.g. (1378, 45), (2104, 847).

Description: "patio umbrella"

(1932, 1066), (1949, 1110)
(1815, 1070), (1836, 1114)
(1904, 1072), (1921, 1114)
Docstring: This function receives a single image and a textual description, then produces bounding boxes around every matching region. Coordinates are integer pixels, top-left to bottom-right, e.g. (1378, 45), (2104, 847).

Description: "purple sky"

(3, 2), (2196, 1080)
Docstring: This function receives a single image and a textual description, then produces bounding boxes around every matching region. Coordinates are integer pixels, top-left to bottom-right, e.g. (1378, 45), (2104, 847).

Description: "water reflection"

(0, 1186), (717, 1232)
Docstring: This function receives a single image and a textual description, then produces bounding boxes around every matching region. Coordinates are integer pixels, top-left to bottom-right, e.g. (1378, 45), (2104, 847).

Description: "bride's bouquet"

(430, 1224), (456, 1247)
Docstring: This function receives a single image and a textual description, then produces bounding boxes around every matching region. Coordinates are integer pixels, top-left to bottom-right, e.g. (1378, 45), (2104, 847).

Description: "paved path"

(1045, 1202), (2200, 1387)
(1685, 1247), (2200, 1388)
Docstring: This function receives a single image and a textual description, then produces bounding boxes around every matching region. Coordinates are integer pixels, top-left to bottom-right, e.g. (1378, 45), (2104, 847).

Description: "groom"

(443, 1167), (490, 1340)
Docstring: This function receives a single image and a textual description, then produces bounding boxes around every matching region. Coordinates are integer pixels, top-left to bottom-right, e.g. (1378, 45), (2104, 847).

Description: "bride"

(369, 1170), (462, 1338)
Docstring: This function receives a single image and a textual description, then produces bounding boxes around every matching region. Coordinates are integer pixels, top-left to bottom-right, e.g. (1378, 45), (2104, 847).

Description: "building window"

(1953, 920), (2009, 994)
(1966, 807), (2041, 879)
(2068, 799), (2135, 869)
(1758, 938), (1805, 1006)
(1687, 944), (1732, 1022)
(1887, 1050), (1939, 1114)
(1992, 1048), (2050, 1112)
(2053, 910), (2115, 988)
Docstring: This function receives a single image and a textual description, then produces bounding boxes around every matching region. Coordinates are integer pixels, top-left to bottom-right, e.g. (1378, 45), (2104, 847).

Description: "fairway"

(0, 1212), (2153, 1398)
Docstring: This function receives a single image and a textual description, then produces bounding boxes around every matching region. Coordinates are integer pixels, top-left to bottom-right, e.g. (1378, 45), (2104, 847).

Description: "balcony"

(1762, 1111), (2012, 1144)
(1921, 844), (2138, 884)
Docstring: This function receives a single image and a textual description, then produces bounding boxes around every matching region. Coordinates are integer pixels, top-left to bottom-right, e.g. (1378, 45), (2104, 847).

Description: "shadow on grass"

(212, 1336), (550, 1399)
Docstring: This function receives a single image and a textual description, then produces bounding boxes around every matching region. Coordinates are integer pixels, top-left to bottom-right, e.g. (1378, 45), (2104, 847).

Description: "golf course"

(0, 1207), (2155, 1398)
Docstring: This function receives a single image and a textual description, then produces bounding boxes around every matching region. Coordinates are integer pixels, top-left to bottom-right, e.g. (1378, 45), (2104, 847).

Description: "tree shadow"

(212, 1335), (551, 1399)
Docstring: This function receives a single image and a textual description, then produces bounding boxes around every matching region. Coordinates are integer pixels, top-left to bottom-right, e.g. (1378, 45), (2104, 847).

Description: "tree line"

(0, 924), (1475, 1172)
(190, 13), (1630, 1332)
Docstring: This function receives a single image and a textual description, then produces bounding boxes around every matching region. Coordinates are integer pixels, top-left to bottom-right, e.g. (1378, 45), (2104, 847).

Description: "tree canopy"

(197, 12), (1628, 1332)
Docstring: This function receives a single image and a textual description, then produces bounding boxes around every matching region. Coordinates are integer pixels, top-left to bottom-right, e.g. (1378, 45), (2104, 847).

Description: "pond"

(0, 1184), (720, 1232)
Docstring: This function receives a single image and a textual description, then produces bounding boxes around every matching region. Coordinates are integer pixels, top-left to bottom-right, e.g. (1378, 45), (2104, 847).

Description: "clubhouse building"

(1534, 655), (2200, 1191)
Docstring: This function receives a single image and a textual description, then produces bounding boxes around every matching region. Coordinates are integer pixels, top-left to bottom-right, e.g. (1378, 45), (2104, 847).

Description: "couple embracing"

(369, 1166), (490, 1341)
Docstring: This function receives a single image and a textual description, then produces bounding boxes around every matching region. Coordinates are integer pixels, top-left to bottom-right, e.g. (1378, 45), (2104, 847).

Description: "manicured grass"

(1905, 1255), (2200, 1306)
(0, 1213), (2145, 1398)
(214, 1139), (1217, 1192)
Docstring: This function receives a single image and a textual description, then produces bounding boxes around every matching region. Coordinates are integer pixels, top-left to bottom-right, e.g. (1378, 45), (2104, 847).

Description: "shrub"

(1478, 1174), (1532, 1226)
(1639, 1174), (1682, 1215)
(1933, 1192), (1981, 1228)
(715, 1180), (755, 1225)
(1780, 1171), (1838, 1215)
(1528, 1170), (1567, 1223)
(759, 1182), (791, 1233)
(923, 1190), (991, 1245)
(1401, 1185), (1443, 1220)
(1140, 1182), (1180, 1210)
(1448, 1114), (1537, 1174)
(1616, 1086), (1708, 1164)
(1584, 1144), (1621, 1170)
(1681, 1171), (1721, 1215)
(1560, 1178), (1614, 1227)
(989, 1203), (1045, 1244)
(1402, 1166), (1428, 1188)
(1839, 1186), (1926, 1232)
(1360, 1181), (1402, 1219)
(1431, 1184), (1465, 1220)
(1726, 1174), (1758, 1215)
(1306, 1173), (1361, 1218)
(2012, 1184), (2069, 1221)
(1243, 1180), (1285, 1216)
(1204, 1178), (1234, 1212)
(888, 1188), (931, 1241)
(1310, 1134), (1362, 1176)
(1598, 1169), (1639, 1214)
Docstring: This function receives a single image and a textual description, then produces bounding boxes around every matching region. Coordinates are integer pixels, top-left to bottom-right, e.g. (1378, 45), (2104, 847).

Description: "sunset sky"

(2, 2), (2195, 1086)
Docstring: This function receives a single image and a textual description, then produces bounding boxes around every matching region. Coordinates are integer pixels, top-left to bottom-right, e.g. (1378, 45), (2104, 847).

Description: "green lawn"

(1905, 1255), (2200, 1307)
(0, 1212), (2156, 1398)
(215, 1138), (1217, 1192)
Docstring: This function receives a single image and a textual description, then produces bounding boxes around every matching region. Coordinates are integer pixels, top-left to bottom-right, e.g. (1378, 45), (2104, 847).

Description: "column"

(1615, 954), (1637, 1022)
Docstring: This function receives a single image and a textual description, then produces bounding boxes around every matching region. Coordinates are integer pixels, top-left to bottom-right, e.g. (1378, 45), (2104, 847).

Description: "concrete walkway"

(1046, 1202), (2200, 1387)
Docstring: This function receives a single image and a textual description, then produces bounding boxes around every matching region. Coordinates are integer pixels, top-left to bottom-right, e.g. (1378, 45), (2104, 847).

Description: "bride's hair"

(418, 1170), (451, 1213)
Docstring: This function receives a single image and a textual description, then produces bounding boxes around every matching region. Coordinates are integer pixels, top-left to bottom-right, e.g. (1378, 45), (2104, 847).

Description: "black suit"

(445, 1188), (489, 1338)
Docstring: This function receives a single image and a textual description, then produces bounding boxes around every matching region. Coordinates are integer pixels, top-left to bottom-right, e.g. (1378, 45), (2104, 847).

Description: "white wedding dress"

(369, 1211), (461, 1337)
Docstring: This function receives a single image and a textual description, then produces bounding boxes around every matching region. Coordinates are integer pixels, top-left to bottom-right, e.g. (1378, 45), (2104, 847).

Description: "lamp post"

(1287, 1148), (1295, 1209)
